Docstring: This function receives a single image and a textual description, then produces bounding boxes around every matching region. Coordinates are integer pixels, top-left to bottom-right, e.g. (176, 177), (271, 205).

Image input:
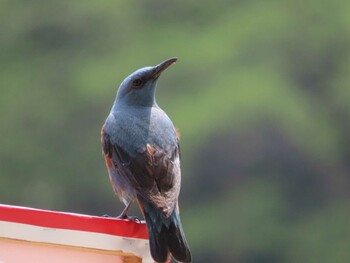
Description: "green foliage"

(1, 0), (350, 262)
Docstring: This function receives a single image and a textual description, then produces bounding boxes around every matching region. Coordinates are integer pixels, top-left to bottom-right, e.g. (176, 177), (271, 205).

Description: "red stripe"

(0, 204), (148, 239)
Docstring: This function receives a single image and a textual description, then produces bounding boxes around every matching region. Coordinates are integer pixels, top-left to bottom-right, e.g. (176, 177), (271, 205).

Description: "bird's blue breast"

(105, 105), (177, 157)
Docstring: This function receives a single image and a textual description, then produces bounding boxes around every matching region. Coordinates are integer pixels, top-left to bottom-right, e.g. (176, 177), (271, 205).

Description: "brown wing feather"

(101, 126), (115, 159)
(101, 127), (181, 218)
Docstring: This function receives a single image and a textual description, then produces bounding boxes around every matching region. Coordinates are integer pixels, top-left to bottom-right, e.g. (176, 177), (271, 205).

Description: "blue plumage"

(101, 58), (192, 262)
(105, 105), (177, 157)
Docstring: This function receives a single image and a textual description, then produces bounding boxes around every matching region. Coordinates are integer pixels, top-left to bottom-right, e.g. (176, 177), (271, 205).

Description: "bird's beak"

(152, 57), (178, 79)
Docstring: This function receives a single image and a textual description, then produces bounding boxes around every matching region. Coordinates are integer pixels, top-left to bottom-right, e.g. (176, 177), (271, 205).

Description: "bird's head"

(115, 57), (177, 107)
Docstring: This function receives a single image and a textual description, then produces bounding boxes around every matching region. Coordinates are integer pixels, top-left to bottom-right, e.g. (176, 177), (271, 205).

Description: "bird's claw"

(116, 214), (141, 223)
(101, 213), (140, 222)
(127, 215), (141, 223)
(101, 214), (111, 217)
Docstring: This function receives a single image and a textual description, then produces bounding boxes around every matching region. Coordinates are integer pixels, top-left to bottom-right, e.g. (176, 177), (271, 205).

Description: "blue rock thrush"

(101, 58), (192, 263)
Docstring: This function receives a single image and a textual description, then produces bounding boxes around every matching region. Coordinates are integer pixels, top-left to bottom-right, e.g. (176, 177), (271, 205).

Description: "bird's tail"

(138, 197), (192, 263)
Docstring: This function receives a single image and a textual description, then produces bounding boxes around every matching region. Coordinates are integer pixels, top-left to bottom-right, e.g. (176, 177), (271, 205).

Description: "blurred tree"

(1, 0), (350, 262)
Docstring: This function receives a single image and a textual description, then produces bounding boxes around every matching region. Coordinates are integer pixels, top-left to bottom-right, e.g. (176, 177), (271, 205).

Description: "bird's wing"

(102, 128), (181, 218)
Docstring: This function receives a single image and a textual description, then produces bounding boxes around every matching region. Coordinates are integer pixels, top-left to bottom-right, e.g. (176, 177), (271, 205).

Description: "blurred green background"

(1, 0), (350, 262)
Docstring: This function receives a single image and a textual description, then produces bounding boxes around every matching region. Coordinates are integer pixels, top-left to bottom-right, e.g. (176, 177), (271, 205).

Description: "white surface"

(0, 221), (152, 263)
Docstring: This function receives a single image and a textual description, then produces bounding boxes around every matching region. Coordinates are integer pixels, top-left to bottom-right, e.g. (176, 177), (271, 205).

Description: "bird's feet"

(101, 201), (141, 222)
(116, 212), (141, 223)
(101, 213), (141, 223)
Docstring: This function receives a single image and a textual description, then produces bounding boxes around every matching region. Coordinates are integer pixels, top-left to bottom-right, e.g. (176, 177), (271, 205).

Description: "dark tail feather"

(144, 210), (170, 262)
(141, 199), (192, 262)
(167, 210), (192, 262)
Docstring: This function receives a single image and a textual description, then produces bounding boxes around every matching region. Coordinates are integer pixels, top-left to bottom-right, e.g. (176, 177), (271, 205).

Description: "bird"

(101, 57), (192, 263)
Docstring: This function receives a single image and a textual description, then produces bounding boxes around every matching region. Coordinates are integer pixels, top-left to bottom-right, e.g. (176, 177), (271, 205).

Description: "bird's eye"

(132, 78), (143, 88)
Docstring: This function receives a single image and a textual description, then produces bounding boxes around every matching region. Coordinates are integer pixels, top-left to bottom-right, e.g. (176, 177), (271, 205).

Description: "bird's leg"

(101, 201), (132, 218)
(116, 200), (141, 222)
(116, 200), (132, 219)
(101, 200), (140, 222)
